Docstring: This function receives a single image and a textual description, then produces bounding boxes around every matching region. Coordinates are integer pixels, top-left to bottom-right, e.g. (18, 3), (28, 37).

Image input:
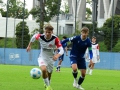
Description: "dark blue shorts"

(58, 54), (64, 61)
(70, 57), (86, 69)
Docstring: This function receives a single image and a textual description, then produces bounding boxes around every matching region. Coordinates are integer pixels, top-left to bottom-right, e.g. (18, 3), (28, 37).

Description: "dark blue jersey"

(61, 40), (67, 50)
(58, 40), (67, 52)
(62, 35), (92, 59)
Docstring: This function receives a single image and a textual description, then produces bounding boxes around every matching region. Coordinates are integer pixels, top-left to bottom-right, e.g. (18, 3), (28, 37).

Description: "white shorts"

(38, 56), (55, 73)
(92, 57), (100, 63)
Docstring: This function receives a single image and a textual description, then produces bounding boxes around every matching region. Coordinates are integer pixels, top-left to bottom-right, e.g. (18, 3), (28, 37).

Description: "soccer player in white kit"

(86, 36), (100, 75)
(26, 25), (64, 90)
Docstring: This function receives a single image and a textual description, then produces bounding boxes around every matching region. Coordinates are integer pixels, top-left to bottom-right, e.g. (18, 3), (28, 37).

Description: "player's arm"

(61, 36), (76, 44)
(96, 44), (100, 60)
(85, 48), (89, 59)
(88, 47), (93, 65)
(65, 47), (68, 56)
(26, 42), (32, 52)
(26, 34), (40, 52)
(88, 47), (93, 60)
(53, 37), (64, 61)
(56, 46), (64, 58)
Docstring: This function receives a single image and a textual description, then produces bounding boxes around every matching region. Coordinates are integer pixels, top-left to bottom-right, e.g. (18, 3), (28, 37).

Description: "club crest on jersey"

(48, 44), (53, 47)
(40, 62), (44, 64)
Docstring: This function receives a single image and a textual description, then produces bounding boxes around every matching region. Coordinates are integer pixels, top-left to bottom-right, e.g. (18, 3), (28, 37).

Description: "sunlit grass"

(0, 64), (120, 90)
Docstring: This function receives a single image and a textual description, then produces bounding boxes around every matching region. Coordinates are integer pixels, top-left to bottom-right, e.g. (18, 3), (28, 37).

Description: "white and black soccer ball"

(30, 68), (41, 79)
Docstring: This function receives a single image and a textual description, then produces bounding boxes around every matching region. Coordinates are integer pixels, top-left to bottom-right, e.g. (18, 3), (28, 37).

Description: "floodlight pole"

(22, 0), (25, 48)
(57, 0), (61, 36)
(75, 0), (77, 35)
(4, 0), (9, 64)
(39, 0), (44, 34)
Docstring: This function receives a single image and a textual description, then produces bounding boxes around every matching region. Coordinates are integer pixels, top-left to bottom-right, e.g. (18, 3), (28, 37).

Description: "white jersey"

(92, 43), (99, 57)
(30, 34), (62, 58)
(30, 34), (63, 73)
(86, 42), (100, 63)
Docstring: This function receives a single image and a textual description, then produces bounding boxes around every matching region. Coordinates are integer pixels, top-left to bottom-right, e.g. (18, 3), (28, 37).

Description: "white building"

(0, 17), (58, 38)
(1, 0), (120, 37)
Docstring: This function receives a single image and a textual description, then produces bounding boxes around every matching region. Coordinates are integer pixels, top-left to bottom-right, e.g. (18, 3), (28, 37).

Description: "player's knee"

(72, 68), (77, 72)
(40, 66), (47, 73)
(81, 73), (86, 77)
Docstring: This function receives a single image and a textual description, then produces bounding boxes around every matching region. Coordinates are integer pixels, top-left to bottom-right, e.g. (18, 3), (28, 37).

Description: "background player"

(26, 25), (64, 90)
(86, 36), (100, 75)
(56, 36), (68, 72)
(61, 27), (93, 90)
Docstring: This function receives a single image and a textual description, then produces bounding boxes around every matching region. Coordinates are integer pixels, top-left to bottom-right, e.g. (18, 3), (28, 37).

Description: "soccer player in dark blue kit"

(56, 36), (68, 72)
(62, 27), (93, 90)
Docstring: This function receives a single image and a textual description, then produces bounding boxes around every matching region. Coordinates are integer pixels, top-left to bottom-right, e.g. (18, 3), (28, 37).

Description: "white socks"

(86, 68), (93, 75)
(86, 67), (90, 74)
(89, 69), (93, 75)
(43, 78), (50, 86)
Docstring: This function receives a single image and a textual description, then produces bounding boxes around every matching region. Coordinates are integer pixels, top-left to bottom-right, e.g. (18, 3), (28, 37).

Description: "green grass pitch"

(0, 64), (120, 90)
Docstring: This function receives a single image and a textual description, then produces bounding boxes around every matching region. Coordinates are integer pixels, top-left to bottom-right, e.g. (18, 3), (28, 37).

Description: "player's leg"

(72, 63), (78, 87)
(86, 63), (91, 74)
(44, 71), (52, 89)
(56, 57), (61, 71)
(70, 57), (78, 87)
(89, 57), (96, 75)
(56, 59), (62, 71)
(89, 63), (95, 75)
(40, 65), (50, 87)
(76, 59), (86, 90)
(47, 71), (52, 84)
(38, 57), (52, 90)
(45, 59), (55, 90)
(56, 54), (64, 71)
(76, 69), (86, 90)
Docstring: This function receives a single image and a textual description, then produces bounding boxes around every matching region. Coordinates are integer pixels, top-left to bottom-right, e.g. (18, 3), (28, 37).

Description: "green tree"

(0, 0), (3, 3)
(15, 21), (30, 48)
(86, 8), (92, 20)
(86, 0), (92, 20)
(30, 0), (61, 22)
(1, 0), (29, 19)
(102, 15), (120, 51)
(30, 0), (61, 33)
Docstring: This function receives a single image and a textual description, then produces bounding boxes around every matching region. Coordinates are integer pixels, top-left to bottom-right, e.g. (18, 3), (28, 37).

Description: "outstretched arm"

(26, 42), (32, 52)
(61, 38), (70, 44)
(65, 47), (68, 56)
(26, 34), (40, 52)
(61, 36), (77, 44)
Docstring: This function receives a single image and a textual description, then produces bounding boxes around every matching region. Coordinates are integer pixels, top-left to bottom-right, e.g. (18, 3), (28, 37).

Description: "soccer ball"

(30, 68), (41, 79)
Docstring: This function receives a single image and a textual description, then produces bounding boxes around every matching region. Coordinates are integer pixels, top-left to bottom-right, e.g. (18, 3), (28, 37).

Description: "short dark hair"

(44, 24), (54, 31)
(63, 36), (67, 39)
(92, 36), (96, 39)
(81, 27), (89, 33)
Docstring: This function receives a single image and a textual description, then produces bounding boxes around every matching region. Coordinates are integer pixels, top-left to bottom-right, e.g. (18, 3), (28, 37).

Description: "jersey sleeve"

(69, 36), (77, 42)
(61, 36), (77, 45)
(30, 34), (41, 42)
(88, 40), (93, 60)
(96, 44), (100, 55)
(55, 37), (62, 48)
(35, 34), (41, 40)
(85, 48), (88, 54)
